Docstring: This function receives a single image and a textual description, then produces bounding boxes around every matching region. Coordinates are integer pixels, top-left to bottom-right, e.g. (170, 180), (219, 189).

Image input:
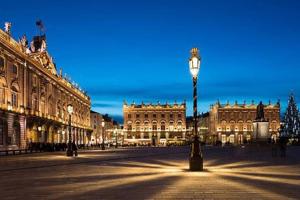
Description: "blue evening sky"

(1, 0), (300, 122)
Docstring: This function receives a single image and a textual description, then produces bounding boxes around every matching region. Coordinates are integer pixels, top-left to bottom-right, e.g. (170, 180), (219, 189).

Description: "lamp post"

(66, 104), (73, 156)
(188, 47), (203, 171)
(101, 119), (105, 150)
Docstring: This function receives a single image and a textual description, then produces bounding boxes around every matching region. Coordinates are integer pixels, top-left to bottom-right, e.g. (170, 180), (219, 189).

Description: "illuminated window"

(12, 92), (18, 107)
(169, 121), (174, 131)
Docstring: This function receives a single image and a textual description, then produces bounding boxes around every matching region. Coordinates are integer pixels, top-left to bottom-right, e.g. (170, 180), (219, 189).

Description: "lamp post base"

(66, 149), (73, 157)
(189, 155), (203, 171)
(189, 136), (203, 171)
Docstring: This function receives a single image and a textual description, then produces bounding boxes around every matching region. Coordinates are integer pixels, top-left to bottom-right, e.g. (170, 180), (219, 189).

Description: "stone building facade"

(90, 111), (120, 145)
(123, 101), (186, 145)
(90, 111), (104, 145)
(208, 100), (280, 144)
(0, 24), (91, 150)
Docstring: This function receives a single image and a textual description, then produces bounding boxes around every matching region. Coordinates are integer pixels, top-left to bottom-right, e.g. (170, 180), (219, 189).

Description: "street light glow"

(189, 48), (201, 78)
(67, 104), (73, 115)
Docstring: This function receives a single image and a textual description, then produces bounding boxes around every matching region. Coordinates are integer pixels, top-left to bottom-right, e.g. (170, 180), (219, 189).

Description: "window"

(128, 114), (131, 119)
(169, 121), (174, 131)
(170, 114), (173, 118)
(178, 114), (182, 118)
(40, 97), (45, 113)
(0, 87), (4, 104)
(152, 122), (157, 131)
(136, 114), (140, 118)
(32, 94), (38, 111)
(32, 75), (38, 86)
(12, 92), (17, 107)
(136, 121), (140, 131)
(128, 124), (132, 131)
(161, 121), (165, 131)
(153, 114), (156, 118)
(161, 114), (165, 118)
(0, 57), (4, 69)
(12, 64), (17, 74)
(145, 114), (148, 118)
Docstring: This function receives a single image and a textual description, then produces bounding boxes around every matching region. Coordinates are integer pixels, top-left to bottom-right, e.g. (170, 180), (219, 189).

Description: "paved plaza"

(0, 146), (300, 200)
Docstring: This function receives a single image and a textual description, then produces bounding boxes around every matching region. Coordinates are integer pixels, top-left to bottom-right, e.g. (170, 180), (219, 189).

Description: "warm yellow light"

(67, 104), (73, 114)
(101, 119), (105, 128)
(189, 47), (201, 78)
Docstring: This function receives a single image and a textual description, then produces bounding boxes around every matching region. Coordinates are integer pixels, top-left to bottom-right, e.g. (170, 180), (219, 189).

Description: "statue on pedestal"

(256, 101), (265, 121)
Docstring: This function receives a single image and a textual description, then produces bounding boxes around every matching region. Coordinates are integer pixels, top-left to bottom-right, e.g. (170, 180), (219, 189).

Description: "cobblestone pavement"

(0, 146), (300, 200)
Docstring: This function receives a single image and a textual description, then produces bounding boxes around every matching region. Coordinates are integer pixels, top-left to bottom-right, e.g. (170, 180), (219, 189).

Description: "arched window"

(144, 121), (149, 131)
(152, 121), (157, 131)
(177, 120), (183, 130)
(11, 84), (19, 108)
(169, 121), (174, 131)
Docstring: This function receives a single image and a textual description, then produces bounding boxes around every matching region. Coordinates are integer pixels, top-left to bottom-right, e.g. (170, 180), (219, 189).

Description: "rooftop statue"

(256, 101), (265, 121)
(4, 22), (11, 35)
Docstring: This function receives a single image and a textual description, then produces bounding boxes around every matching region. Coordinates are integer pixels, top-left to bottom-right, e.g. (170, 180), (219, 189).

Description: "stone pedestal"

(253, 121), (269, 142)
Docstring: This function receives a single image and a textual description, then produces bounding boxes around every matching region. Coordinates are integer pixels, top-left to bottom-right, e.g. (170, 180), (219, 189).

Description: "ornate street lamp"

(188, 47), (203, 171)
(101, 119), (105, 150)
(66, 104), (73, 156)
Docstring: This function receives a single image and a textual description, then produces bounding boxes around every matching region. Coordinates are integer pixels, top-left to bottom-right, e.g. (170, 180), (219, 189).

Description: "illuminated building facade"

(0, 23), (91, 150)
(123, 101), (186, 145)
(209, 100), (280, 144)
(90, 111), (104, 145)
(90, 111), (119, 145)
